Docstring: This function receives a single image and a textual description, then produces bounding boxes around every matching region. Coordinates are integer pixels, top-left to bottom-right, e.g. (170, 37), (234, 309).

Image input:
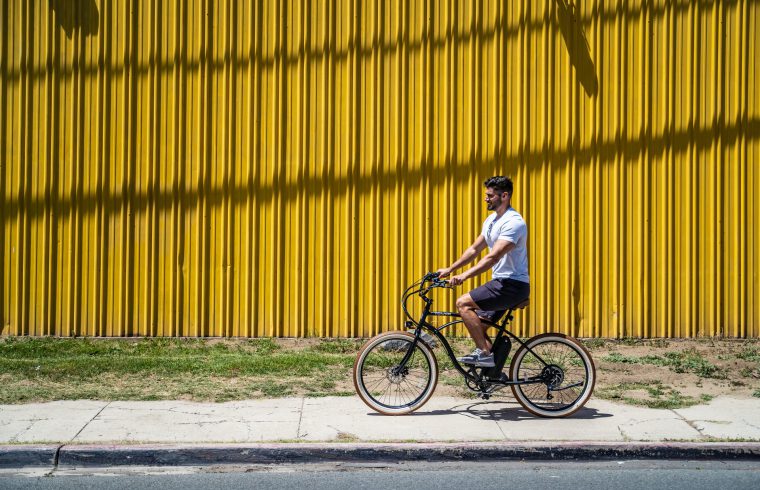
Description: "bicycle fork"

(394, 299), (434, 374)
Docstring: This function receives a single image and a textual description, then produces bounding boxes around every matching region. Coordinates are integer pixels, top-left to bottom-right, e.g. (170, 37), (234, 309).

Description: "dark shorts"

(469, 278), (530, 324)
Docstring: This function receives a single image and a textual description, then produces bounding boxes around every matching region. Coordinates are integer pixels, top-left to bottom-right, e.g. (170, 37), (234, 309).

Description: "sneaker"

(458, 349), (496, 367)
(472, 351), (495, 367)
(457, 348), (483, 364)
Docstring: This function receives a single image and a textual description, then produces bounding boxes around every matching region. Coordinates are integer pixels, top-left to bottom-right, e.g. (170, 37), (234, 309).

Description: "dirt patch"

(407, 337), (760, 408)
(584, 338), (760, 408)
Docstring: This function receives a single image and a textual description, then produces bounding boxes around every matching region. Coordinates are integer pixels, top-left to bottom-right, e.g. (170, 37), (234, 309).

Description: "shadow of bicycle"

(407, 400), (613, 422)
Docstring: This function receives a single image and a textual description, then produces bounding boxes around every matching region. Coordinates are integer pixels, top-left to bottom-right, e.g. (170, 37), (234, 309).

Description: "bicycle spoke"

(357, 335), (435, 411)
(513, 337), (592, 413)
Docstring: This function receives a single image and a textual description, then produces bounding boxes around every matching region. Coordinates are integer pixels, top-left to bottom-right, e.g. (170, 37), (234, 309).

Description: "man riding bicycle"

(436, 176), (530, 368)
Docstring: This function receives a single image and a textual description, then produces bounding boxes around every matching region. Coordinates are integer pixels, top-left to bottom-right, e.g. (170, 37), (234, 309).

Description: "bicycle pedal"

(478, 393), (491, 400)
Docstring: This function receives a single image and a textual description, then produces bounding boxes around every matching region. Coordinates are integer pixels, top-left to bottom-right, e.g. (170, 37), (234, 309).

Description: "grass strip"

(602, 349), (726, 379)
(0, 337), (359, 403)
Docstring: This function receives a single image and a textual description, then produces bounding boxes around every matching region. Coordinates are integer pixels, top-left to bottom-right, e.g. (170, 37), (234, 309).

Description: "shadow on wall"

(556, 0), (598, 97)
(49, 0), (99, 39)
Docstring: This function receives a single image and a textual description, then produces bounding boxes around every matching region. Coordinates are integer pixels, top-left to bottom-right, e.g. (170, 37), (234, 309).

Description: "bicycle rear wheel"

(509, 333), (595, 417)
(353, 331), (438, 415)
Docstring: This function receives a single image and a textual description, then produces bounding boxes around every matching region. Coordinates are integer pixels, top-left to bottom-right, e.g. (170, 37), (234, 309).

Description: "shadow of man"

(388, 401), (613, 422)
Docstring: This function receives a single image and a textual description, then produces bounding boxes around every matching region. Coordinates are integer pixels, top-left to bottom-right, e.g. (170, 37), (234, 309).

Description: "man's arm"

(436, 235), (487, 278)
(449, 239), (515, 286)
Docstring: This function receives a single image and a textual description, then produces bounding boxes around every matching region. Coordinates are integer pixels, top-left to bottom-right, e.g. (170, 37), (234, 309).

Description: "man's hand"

(450, 274), (467, 286)
(436, 268), (452, 278)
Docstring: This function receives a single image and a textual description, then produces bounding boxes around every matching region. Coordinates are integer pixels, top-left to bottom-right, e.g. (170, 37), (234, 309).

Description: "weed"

(619, 337), (641, 346)
(602, 352), (639, 364)
(311, 339), (360, 354)
(582, 339), (607, 349)
(318, 379), (337, 390)
(437, 356), (457, 370)
(638, 390), (696, 410)
(646, 384), (664, 397)
(596, 381), (654, 400)
(335, 432), (359, 442)
(600, 349), (725, 379)
(737, 346), (760, 363)
(595, 381), (699, 409)
(753, 390), (760, 398)
(304, 391), (352, 398)
(647, 339), (670, 348)
(245, 338), (280, 355)
(638, 354), (668, 366)
(664, 350), (725, 379)
(700, 394), (714, 402)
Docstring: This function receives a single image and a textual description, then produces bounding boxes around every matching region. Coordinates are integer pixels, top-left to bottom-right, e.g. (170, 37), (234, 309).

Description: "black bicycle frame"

(397, 277), (549, 387)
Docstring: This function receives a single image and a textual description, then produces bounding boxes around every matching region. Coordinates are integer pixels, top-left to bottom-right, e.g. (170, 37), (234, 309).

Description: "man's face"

(484, 187), (508, 210)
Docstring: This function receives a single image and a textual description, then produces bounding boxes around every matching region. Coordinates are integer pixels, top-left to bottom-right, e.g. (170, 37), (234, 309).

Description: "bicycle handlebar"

(401, 272), (454, 324)
(421, 272), (453, 290)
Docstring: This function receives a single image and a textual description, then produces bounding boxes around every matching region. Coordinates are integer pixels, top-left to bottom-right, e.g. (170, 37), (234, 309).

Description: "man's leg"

(455, 293), (492, 354)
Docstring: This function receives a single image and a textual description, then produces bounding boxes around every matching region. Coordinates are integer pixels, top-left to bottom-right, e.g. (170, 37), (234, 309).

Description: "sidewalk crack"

(670, 409), (704, 438)
(488, 404), (508, 440)
(8, 418), (41, 443)
(69, 401), (111, 443)
(296, 397), (306, 438)
(617, 424), (631, 441)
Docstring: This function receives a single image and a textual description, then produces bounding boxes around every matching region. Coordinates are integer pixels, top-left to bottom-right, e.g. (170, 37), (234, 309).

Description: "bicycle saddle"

(512, 299), (530, 309)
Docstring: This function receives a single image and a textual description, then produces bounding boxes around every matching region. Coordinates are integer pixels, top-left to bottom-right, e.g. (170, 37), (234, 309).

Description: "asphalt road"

(2, 460), (760, 489)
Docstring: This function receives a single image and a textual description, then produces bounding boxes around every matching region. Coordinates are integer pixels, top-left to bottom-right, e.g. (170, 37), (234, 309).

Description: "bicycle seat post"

(501, 309), (515, 327)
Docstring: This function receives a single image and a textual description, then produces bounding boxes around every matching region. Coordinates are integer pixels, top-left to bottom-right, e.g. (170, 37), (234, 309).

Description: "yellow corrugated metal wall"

(1, 0), (758, 338)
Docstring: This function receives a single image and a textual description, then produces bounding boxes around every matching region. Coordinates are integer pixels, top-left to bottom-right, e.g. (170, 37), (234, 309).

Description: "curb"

(0, 445), (60, 468)
(2, 442), (758, 468)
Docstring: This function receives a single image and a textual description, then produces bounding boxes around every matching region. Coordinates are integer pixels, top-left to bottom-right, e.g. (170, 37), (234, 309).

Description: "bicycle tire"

(353, 331), (438, 415)
(509, 333), (596, 417)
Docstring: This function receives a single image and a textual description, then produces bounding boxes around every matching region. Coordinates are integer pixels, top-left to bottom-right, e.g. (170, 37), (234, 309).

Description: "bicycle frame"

(397, 275), (550, 388)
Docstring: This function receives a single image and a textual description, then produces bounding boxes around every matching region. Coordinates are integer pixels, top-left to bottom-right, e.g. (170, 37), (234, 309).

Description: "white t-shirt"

(481, 208), (529, 283)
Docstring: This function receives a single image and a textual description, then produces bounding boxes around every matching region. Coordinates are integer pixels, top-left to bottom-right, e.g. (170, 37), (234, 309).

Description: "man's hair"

(484, 176), (513, 195)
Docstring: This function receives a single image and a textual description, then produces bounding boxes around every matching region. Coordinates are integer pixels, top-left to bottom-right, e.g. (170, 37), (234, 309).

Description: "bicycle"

(353, 272), (596, 416)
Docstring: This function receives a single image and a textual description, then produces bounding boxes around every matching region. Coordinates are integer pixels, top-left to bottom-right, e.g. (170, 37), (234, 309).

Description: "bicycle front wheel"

(353, 331), (438, 415)
(509, 333), (596, 417)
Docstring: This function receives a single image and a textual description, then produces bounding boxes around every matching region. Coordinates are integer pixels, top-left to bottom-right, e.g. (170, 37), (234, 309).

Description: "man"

(436, 176), (530, 367)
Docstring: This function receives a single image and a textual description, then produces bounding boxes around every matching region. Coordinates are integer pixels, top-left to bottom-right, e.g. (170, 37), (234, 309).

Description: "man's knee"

(456, 294), (477, 311)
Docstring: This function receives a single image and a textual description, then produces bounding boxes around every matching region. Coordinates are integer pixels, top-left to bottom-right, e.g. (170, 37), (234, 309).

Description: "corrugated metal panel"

(1, 0), (758, 338)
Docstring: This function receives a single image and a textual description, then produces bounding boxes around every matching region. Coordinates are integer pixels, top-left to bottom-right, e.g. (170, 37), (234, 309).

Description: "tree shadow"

(49, 0), (99, 39)
(556, 0), (598, 97)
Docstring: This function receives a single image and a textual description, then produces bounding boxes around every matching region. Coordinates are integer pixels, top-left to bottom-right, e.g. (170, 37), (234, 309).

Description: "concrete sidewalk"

(3, 396), (760, 444)
(2, 395), (760, 467)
